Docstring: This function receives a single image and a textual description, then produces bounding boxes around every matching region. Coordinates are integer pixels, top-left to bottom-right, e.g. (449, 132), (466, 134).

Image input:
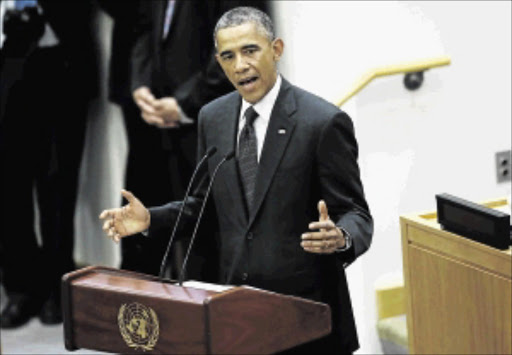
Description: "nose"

(234, 55), (249, 73)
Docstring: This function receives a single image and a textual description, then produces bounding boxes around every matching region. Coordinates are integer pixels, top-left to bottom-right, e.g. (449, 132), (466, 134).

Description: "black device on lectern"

(436, 193), (511, 250)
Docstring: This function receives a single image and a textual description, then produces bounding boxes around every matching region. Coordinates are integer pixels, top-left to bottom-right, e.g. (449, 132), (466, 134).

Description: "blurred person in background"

(0, 0), (99, 328)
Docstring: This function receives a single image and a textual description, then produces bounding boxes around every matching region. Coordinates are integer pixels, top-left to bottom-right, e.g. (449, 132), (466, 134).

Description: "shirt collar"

(240, 74), (282, 122)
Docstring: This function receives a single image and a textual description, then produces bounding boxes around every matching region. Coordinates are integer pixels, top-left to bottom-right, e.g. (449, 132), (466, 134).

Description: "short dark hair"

(214, 7), (275, 48)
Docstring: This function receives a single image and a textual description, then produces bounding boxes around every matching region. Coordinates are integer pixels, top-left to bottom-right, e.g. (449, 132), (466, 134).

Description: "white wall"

(273, 1), (511, 353)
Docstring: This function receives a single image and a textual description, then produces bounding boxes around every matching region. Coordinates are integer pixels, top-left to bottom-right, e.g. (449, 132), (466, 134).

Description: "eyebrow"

(242, 44), (260, 51)
(219, 44), (261, 57)
(219, 49), (233, 57)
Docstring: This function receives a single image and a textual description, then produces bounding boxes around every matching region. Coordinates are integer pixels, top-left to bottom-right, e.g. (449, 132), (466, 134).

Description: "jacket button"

(247, 232), (253, 240)
(242, 273), (248, 281)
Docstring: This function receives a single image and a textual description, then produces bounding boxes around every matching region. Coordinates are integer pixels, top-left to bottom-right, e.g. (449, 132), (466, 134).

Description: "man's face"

(215, 22), (283, 104)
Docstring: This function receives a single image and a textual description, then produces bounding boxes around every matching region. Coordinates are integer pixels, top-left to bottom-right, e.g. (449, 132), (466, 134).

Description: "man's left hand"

(301, 200), (346, 254)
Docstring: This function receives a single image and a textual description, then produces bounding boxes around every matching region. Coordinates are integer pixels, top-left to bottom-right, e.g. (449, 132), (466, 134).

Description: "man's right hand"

(99, 190), (151, 243)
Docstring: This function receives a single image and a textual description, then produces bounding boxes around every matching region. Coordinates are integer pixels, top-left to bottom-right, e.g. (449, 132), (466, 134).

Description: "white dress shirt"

(237, 75), (282, 162)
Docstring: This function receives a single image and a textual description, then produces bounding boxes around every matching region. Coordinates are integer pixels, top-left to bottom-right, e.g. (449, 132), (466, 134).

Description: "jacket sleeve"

(129, 0), (153, 92)
(316, 111), (373, 266)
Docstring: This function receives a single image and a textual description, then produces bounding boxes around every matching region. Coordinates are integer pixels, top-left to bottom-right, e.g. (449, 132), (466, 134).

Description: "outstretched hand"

(99, 190), (150, 243)
(301, 200), (346, 254)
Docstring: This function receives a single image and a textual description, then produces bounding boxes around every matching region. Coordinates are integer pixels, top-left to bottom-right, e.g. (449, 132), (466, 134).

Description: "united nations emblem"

(118, 302), (159, 351)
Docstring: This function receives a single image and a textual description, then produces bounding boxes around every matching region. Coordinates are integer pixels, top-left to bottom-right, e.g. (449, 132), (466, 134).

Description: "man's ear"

(272, 38), (284, 62)
(215, 53), (222, 65)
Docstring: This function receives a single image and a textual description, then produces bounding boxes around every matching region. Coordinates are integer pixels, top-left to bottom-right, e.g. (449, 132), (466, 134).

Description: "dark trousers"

(0, 46), (87, 302)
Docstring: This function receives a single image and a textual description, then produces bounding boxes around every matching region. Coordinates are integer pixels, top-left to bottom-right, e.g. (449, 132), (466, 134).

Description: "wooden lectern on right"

(62, 266), (331, 354)
(400, 198), (511, 354)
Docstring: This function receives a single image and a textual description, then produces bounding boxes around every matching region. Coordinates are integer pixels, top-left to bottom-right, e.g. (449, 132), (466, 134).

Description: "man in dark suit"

(0, 0), (98, 327)
(100, 6), (372, 353)
(110, 0), (266, 277)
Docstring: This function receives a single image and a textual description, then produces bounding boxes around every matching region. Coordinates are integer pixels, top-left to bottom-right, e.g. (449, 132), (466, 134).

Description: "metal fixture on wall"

(404, 71), (424, 91)
(495, 150), (511, 183)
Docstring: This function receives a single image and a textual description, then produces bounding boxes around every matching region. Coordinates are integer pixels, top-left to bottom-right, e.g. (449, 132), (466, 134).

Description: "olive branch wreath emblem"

(118, 303), (159, 351)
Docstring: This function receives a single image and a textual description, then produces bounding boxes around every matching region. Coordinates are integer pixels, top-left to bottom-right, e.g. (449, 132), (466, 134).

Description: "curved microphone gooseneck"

(158, 147), (217, 280)
(178, 151), (236, 285)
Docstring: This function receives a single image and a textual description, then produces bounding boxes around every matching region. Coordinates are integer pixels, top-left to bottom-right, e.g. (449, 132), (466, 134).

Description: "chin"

(244, 93), (264, 104)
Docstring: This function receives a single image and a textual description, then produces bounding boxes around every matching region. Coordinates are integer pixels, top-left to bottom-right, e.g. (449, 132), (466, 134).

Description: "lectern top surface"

(72, 269), (219, 304)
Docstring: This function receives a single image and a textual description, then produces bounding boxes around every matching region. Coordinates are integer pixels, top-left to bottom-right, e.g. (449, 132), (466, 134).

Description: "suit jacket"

(149, 78), (373, 352)
(98, 0), (140, 104)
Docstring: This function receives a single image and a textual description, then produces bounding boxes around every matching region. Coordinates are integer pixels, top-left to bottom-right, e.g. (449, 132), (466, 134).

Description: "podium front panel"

(63, 267), (216, 354)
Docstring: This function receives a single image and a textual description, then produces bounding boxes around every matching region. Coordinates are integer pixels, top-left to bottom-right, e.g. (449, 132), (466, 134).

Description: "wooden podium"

(62, 266), (331, 354)
(400, 198), (511, 354)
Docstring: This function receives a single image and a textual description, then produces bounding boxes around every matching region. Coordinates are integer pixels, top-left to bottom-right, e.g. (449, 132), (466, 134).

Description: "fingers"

(99, 208), (120, 220)
(152, 99), (181, 125)
(103, 218), (112, 231)
(318, 200), (329, 222)
(141, 112), (166, 126)
(317, 200), (330, 233)
(99, 209), (112, 220)
(301, 231), (339, 253)
(302, 203), (343, 254)
(100, 197), (128, 243)
(302, 230), (339, 240)
(301, 238), (339, 254)
(134, 93), (180, 128)
(135, 96), (157, 114)
(100, 211), (122, 243)
(151, 99), (167, 111)
(301, 232), (340, 254)
(308, 220), (336, 231)
(121, 189), (136, 204)
(133, 86), (156, 104)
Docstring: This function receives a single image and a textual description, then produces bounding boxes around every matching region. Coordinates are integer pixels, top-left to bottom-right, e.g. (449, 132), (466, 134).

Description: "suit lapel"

(248, 79), (297, 227)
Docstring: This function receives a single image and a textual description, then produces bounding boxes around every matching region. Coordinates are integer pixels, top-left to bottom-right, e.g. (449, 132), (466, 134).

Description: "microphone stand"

(178, 151), (235, 285)
(158, 147), (217, 280)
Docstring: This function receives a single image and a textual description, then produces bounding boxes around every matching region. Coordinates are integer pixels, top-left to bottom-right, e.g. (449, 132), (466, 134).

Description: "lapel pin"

(278, 129), (286, 135)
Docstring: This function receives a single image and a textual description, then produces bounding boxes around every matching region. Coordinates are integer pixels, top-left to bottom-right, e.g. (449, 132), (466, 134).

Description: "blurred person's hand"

(132, 86), (166, 127)
(152, 97), (181, 128)
(99, 190), (150, 243)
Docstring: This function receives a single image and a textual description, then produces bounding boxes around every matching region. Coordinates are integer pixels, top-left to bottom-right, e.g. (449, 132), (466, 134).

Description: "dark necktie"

(238, 106), (259, 211)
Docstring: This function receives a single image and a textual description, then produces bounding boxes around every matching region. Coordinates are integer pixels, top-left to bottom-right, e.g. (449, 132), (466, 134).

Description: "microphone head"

(206, 147), (217, 157)
(225, 151), (236, 160)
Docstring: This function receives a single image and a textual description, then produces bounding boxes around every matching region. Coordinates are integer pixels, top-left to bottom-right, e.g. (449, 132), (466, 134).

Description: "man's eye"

(221, 54), (233, 61)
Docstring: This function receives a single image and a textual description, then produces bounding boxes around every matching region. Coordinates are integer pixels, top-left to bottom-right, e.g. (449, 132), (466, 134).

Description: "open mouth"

(238, 76), (258, 87)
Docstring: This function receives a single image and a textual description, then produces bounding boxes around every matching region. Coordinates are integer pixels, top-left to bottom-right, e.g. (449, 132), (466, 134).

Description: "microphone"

(178, 151), (236, 285)
(158, 146), (217, 280)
